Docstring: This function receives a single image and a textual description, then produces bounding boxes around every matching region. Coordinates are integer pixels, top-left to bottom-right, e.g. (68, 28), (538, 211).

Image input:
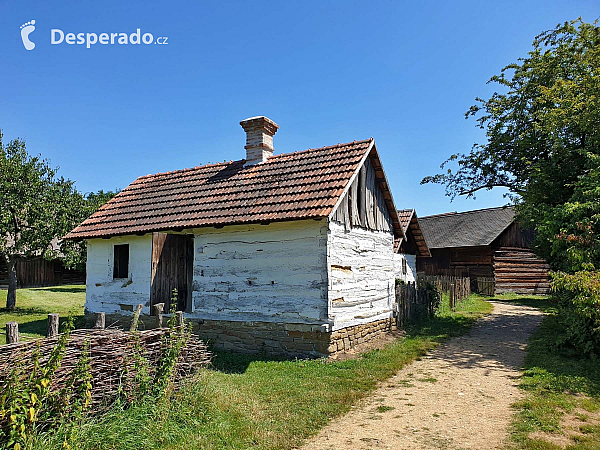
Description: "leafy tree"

(0, 131), (83, 309)
(422, 19), (600, 272)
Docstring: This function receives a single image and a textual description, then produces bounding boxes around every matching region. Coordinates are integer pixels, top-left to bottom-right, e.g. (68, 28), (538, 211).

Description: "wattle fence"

(1, 306), (211, 410)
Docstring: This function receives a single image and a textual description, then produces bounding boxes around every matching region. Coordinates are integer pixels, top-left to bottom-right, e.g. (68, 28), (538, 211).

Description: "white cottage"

(66, 116), (406, 357)
(394, 209), (431, 283)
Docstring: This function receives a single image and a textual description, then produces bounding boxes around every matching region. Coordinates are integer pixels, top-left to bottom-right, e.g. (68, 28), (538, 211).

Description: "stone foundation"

(92, 312), (396, 359)
(329, 318), (397, 353)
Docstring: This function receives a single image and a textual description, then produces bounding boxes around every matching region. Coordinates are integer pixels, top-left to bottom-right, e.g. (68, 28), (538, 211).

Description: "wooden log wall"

(417, 247), (493, 280)
(493, 247), (550, 294)
(0, 257), (85, 288)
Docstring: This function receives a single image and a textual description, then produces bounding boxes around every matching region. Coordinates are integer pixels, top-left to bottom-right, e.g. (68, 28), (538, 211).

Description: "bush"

(551, 270), (600, 357)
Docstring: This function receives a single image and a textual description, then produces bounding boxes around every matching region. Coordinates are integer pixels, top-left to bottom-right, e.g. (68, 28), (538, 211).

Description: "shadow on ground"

(36, 286), (86, 294)
(210, 349), (290, 374)
(414, 302), (545, 375)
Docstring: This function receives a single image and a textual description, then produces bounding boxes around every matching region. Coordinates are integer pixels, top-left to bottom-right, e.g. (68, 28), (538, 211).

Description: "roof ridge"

(267, 138), (373, 161)
(421, 205), (514, 220)
(135, 138), (373, 181)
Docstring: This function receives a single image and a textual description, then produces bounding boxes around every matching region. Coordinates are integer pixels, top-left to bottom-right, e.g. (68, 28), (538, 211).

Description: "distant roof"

(66, 139), (403, 240)
(418, 206), (516, 249)
(397, 209), (430, 257)
(398, 209), (414, 232)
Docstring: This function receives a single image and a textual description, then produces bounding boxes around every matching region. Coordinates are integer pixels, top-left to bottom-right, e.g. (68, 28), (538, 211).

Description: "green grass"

(29, 294), (492, 449)
(0, 285), (85, 344)
(497, 296), (600, 449)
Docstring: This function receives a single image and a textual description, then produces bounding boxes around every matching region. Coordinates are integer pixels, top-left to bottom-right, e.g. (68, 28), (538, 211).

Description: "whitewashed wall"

(327, 221), (395, 330)
(85, 235), (153, 314)
(189, 220), (329, 324)
(85, 218), (399, 332)
(393, 253), (417, 283)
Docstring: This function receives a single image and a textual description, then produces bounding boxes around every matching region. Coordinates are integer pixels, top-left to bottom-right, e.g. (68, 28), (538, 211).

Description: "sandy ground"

(302, 301), (544, 450)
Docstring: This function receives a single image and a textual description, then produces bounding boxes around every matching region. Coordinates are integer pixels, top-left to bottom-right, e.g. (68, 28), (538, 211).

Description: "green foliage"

(0, 132), (84, 308)
(153, 290), (189, 396)
(508, 297), (600, 449)
(423, 281), (441, 314)
(59, 190), (118, 271)
(0, 317), (85, 449)
(121, 289), (191, 404)
(421, 19), (600, 273)
(0, 130), (118, 305)
(551, 271), (600, 356)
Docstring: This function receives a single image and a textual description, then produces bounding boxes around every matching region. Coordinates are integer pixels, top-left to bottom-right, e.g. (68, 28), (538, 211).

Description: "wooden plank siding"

(0, 257), (85, 288)
(331, 156), (392, 233)
(150, 233), (194, 313)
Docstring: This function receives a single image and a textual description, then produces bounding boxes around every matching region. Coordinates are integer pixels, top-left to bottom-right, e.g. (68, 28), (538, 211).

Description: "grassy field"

(502, 297), (600, 449)
(0, 285), (85, 344)
(28, 294), (492, 449)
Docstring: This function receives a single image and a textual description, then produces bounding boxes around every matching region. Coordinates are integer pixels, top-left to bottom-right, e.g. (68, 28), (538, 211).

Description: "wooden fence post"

(6, 322), (18, 344)
(450, 284), (456, 310)
(154, 303), (165, 328)
(94, 312), (105, 329)
(47, 313), (60, 338)
(175, 311), (184, 328)
(129, 304), (144, 332)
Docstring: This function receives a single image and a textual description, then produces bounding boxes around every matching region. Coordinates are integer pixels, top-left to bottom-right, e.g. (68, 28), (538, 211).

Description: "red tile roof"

(398, 209), (414, 233)
(396, 208), (430, 257)
(66, 139), (384, 240)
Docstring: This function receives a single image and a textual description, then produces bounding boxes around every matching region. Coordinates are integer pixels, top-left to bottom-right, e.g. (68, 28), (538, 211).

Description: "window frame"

(113, 244), (130, 279)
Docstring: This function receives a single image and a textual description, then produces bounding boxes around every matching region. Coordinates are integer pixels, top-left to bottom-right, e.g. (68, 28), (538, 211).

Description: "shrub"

(551, 270), (600, 357)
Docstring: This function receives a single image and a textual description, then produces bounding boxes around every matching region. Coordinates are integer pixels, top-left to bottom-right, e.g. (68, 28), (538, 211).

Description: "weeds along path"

(302, 301), (544, 450)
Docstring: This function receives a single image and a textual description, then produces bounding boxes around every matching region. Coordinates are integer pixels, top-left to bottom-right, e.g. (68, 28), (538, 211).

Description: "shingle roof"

(397, 209), (430, 257)
(418, 206), (516, 249)
(66, 138), (401, 240)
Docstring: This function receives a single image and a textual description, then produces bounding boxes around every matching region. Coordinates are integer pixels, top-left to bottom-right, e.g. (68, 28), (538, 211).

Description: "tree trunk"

(6, 256), (17, 310)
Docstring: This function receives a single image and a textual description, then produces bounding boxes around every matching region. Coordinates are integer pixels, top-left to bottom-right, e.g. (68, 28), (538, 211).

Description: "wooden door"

(151, 233), (194, 312)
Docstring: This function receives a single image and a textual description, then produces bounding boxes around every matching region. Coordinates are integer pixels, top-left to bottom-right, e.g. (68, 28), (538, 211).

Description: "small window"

(402, 257), (407, 275)
(113, 244), (129, 279)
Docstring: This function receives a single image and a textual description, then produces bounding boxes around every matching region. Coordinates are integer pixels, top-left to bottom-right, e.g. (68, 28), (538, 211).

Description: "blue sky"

(1, 1), (597, 216)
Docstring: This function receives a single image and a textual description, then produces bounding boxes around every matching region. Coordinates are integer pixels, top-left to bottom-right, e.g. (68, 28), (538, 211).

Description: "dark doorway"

(150, 233), (194, 312)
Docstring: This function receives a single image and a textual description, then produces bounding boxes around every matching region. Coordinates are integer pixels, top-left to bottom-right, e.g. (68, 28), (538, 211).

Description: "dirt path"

(302, 301), (544, 450)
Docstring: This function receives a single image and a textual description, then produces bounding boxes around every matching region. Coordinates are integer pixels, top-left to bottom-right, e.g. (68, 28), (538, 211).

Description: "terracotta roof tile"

(66, 139), (373, 240)
(396, 208), (430, 257)
(397, 209), (414, 233)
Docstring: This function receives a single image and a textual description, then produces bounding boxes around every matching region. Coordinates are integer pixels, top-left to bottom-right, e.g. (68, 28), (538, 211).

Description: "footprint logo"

(20, 20), (36, 50)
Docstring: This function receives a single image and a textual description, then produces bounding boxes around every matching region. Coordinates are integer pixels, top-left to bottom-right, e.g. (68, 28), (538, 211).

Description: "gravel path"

(302, 301), (544, 450)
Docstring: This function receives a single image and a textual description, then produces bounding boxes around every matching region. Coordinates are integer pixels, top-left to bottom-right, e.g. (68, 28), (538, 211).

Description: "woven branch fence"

(0, 326), (212, 409)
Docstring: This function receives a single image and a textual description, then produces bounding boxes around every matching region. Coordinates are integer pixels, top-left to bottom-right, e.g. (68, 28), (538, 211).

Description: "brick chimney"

(240, 116), (279, 165)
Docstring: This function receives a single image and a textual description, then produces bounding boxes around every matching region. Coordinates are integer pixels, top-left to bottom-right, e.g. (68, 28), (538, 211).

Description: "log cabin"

(66, 116), (406, 358)
(417, 206), (550, 294)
